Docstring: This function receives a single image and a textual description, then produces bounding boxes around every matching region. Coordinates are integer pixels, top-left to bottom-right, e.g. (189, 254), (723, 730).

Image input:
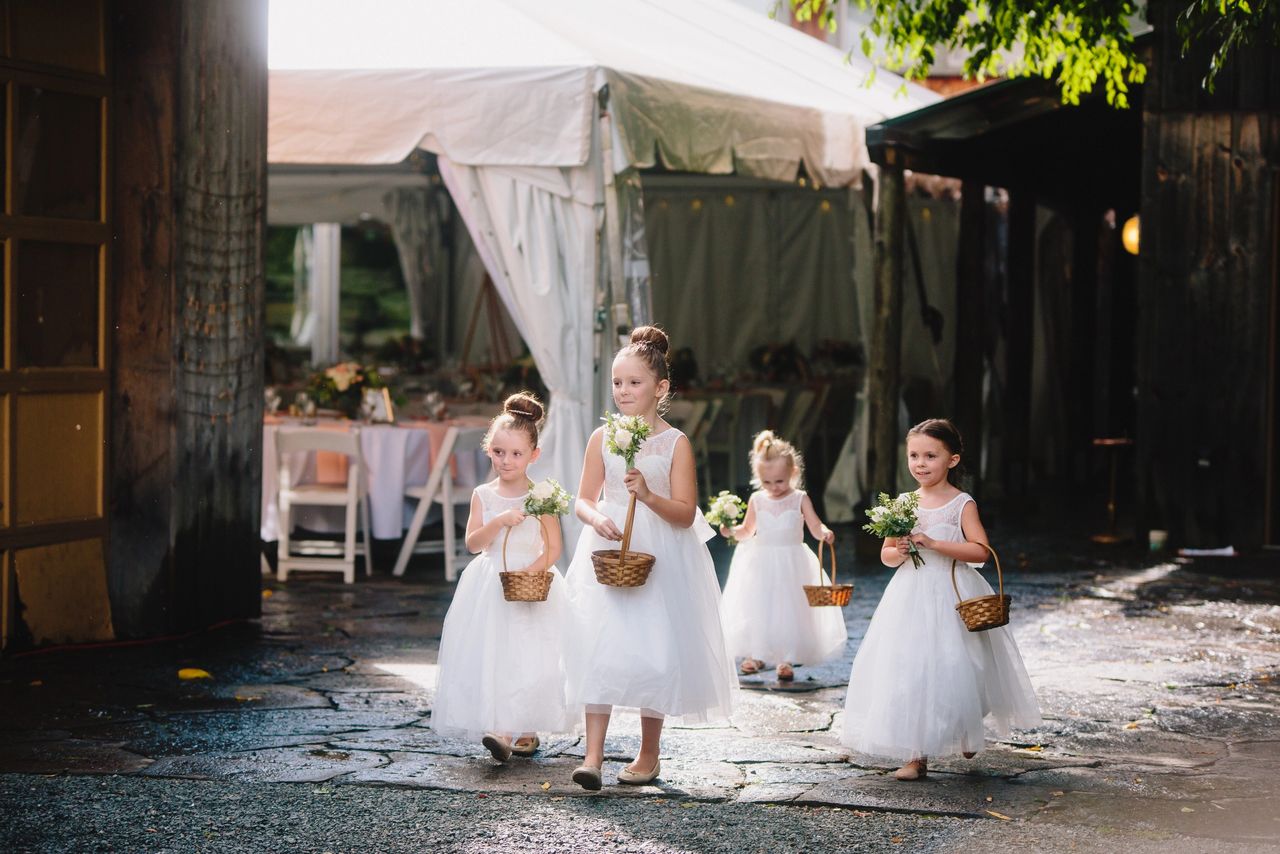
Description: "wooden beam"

(1067, 207), (1101, 482)
(953, 179), (986, 479)
(868, 162), (906, 500)
(1003, 190), (1035, 500)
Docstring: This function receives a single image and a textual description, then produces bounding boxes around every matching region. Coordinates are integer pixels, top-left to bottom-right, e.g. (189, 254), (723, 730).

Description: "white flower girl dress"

(432, 482), (571, 737)
(720, 490), (848, 665)
(842, 492), (1041, 760)
(563, 427), (736, 724)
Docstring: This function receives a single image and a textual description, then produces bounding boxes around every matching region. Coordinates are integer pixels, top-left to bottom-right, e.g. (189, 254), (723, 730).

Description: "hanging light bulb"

(1122, 215), (1140, 255)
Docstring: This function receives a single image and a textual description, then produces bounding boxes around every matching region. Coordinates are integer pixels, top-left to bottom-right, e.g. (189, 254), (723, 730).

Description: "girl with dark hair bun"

(432, 391), (572, 763)
(841, 418), (1041, 781)
(562, 325), (735, 791)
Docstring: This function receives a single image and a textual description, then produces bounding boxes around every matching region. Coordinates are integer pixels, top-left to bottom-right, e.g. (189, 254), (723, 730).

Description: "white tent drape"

(438, 156), (602, 543)
(382, 188), (435, 341)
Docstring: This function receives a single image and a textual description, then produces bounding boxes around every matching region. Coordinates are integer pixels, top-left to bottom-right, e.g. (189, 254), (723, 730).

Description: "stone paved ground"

(1, 535), (1279, 852)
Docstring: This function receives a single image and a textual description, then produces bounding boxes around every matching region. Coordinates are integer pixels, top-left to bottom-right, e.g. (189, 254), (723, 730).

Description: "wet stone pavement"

(2, 537), (1279, 853)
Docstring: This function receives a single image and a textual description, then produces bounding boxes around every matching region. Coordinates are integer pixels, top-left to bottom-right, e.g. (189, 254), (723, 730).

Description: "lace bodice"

(751, 490), (804, 547)
(475, 482), (545, 568)
(601, 427), (684, 506)
(911, 491), (974, 545)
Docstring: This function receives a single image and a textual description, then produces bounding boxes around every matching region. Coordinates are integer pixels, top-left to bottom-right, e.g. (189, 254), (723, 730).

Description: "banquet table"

(261, 416), (491, 541)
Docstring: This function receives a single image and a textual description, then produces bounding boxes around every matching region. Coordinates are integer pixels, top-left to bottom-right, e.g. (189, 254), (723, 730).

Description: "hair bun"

(629, 325), (669, 355)
(503, 392), (545, 423)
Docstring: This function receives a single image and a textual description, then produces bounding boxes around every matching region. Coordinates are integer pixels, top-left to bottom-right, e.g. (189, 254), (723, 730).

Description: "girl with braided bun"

(432, 392), (572, 763)
(563, 326), (735, 791)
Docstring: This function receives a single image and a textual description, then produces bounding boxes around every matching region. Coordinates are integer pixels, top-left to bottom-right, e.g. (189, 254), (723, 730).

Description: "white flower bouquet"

(525, 478), (572, 517)
(602, 412), (651, 470)
(862, 492), (925, 568)
(704, 491), (746, 544)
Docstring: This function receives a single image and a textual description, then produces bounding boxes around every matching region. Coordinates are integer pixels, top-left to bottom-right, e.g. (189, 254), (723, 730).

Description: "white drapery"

(293, 223), (342, 366)
(438, 157), (602, 544)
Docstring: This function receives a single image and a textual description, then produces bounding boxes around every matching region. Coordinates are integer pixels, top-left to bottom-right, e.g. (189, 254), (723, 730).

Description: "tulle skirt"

(720, 540), (848, 664)
(432, 553), (573, 738)
(841, 557), (1042, 761)
(563, 500), (736, 724)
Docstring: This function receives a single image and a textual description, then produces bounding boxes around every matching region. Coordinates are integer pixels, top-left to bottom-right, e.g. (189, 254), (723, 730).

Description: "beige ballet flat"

(572, 764), (602, 791)
(481, 733), (512, 763)
(510, 736), (540, 757)
(617, 758), (661, 785)
(893, 758), (927, 781)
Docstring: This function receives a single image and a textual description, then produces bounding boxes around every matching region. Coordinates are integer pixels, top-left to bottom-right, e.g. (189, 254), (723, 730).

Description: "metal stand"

(1091, 437), (1134, 544)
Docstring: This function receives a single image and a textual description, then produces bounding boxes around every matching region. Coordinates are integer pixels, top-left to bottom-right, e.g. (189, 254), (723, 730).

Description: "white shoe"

(617, 758), (661, 785)
(481, 733), (512, 763)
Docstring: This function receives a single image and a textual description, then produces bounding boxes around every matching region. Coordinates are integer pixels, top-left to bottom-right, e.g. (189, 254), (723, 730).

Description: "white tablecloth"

(261, 418), (491, 541)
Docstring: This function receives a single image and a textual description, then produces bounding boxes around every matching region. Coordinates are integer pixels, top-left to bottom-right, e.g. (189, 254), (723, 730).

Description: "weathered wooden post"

(953, 179), (986, 472)
(1003, 189), (1036, 503)
(111, 0), (267, 635)
(868, 159), (906, 498)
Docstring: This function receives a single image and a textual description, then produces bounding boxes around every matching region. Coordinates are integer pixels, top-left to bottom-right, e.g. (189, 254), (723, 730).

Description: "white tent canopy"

(270, 0), (938, 183)
(269, 0), (940, 522)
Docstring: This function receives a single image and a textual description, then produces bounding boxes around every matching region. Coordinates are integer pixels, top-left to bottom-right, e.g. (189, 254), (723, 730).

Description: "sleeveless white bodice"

(475, 482), (544, 568)
(912, 491), (973, 547)
(752, 490), (805, 548)
(601, 427), (683, 506)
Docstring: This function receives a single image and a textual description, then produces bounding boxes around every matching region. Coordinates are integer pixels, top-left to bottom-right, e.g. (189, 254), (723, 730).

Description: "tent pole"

(598, 86), (628, 337)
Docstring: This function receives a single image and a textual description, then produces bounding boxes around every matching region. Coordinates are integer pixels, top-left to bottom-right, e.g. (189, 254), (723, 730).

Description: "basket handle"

(618, 493), (638, 562)
(502, 515), (551, 573)
(816, 538), (838, 587)
(950, 541), (1002, 603)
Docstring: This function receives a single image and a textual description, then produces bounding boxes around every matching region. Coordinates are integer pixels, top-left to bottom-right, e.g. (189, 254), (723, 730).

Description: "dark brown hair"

(483, 391), (545, 451)
(614, 325), (672, 411)
(906, 418), (966, 488)
(615, 325), (670, 383)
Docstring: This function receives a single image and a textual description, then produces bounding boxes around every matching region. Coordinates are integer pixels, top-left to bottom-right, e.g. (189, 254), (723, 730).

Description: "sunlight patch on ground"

(374, 661), (439, 691)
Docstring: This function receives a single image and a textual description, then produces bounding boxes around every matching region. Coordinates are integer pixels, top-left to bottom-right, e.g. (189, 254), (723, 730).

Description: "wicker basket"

(803, 539), (853, 607)
(591, 494), (656, 587)
(951, 541), (1011, 631)
(499, 516), (555, 602)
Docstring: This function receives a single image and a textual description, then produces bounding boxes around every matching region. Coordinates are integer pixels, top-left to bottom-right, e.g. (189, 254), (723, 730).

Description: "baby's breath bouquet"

(862, 492), (925, 568)
(525, 478), (572, 517)
(705, 491), (746, 544)
(602, 412), (651, 469)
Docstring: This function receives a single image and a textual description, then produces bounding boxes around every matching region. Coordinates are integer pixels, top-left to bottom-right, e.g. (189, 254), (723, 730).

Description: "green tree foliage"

(788, 0), (1277, 107)
(1176, 0), (1279, 91)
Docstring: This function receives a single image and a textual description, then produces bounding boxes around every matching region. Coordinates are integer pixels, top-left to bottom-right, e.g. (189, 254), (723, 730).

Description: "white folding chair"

(392, 425), (488, 581)
(275, 427), (373, 585)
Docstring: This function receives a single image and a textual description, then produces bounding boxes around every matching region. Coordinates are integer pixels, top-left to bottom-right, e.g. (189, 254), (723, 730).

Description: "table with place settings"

(260, 416), (492, 541)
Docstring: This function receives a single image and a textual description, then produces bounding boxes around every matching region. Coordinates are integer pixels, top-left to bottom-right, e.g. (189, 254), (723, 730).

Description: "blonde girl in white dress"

(431, 393), (572, 762)
(563, 326), (735, 791)
(842, 418), (1041, 781)
(719, 431), (848, 682)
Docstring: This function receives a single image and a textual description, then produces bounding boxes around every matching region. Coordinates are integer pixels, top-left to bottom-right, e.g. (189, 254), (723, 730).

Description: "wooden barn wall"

(1136, 2), (1280, 548)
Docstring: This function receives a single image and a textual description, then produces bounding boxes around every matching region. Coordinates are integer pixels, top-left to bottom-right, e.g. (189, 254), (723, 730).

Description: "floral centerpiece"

(862, 492), (924, 568)
(602, 412), (651, 470)
(306, 361), (387, 419)
(705, 490), (746, 544)
(525, 478), (572, 517)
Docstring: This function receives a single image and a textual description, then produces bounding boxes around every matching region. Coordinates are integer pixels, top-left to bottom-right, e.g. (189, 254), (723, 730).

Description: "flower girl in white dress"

(431, 393), (572, 761)
(563, 326), (735, 790)
(719, 431), (847, 682)
(842, 419), (1041, 780)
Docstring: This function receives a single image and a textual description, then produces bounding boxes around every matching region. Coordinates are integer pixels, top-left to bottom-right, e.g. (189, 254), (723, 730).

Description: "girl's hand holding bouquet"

(862, 492), (925, 568)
